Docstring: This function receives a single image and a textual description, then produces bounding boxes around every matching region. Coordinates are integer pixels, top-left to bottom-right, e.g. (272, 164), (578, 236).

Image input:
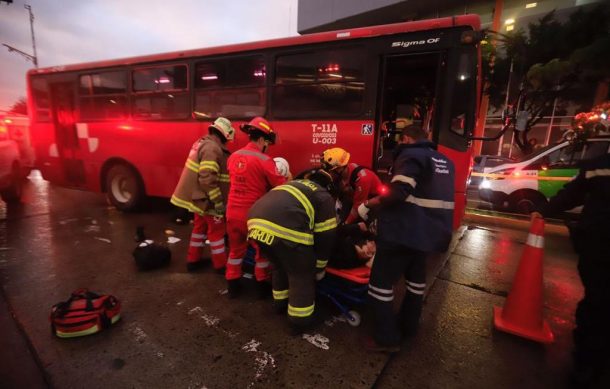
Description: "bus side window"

(272, 47), (365, 119)
(194, 55), (266, 119)
(449, 51), (475, 136)
(132, 64), (189, 120)
(79, 71), (128, 120)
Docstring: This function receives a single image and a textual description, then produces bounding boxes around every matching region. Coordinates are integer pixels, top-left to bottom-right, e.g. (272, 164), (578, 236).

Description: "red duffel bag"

(50, 288), (121, 338)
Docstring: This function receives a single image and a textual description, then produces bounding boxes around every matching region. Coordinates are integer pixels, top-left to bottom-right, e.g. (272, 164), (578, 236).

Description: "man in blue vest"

(358, 124), (455, 352)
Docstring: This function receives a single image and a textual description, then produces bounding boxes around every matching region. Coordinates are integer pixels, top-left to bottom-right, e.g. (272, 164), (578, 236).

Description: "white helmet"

(273, 157), (290, 178)
(209, 117), (235, 142)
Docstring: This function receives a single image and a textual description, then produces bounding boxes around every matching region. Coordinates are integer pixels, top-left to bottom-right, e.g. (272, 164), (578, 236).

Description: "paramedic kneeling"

(358, 124), (455, 352)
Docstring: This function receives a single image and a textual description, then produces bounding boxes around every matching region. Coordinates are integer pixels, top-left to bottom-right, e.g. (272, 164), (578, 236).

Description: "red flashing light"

(379, 185), (389, 195)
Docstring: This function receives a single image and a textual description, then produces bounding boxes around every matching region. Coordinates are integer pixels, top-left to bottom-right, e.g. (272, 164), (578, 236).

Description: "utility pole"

(2, 3), (38, 68)
(473, 0), (504, 156)
(24, 4), (38, 68)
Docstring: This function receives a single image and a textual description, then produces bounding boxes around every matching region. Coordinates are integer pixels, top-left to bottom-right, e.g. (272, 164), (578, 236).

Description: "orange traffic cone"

(493, 217), (554, 343)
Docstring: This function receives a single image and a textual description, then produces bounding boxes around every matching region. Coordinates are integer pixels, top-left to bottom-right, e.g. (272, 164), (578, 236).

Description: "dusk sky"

(0, 0), (299, 111)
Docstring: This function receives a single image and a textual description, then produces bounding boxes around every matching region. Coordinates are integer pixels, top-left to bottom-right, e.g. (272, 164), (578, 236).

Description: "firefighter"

(171, 117), (235, 272)
(247, 169), (337, 333)
(321, 147), (383, 224)
(358, 124), (455, 352)
(531, 152), (610, 387)
(225, 117), (288, 298)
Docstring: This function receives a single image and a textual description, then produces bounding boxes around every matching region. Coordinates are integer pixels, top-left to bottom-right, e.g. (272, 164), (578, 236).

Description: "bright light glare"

(506, 25), (514, 31)
(459, 74), (466, 81)
(505, 19), (515, 25)
(201, 75), (218, 80)
(601, 113), (608, 120)
(526, 3), (537, 9)
(480, 179), (491, 189)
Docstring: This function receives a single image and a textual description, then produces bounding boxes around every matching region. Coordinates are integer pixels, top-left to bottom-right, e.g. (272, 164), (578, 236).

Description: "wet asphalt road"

(0, 173), (587, 388)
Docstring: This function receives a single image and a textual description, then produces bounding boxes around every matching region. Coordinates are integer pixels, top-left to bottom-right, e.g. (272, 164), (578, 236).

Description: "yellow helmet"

(321, 147), (350, 171)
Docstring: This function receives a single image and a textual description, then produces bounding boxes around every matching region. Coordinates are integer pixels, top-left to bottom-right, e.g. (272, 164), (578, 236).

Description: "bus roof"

(28, 14), (480, 76)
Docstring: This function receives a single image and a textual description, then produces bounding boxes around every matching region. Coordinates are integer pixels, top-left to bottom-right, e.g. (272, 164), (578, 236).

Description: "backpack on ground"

(133, 240), (171, 270)
(50, 288), (121, 338)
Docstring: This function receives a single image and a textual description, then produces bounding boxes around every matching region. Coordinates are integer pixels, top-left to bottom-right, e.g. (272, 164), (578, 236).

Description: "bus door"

(374, 52), (442, 178)
(50, 82), (86, 186)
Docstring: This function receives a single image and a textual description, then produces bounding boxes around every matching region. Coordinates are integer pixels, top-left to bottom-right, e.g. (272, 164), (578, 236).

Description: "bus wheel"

(105, 163), (144, 212)
(509, 190), (547, 214)
(0, 162), (23, 203)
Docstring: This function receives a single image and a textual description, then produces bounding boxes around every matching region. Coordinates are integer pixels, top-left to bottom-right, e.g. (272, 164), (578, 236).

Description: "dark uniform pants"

(258, 238), (317, 328)
(573, 229), (610, 376)
(368, 242), (426, 346)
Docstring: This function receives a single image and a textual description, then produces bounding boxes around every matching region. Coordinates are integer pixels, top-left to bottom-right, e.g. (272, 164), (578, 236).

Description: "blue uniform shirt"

(377, 140), (455, 252)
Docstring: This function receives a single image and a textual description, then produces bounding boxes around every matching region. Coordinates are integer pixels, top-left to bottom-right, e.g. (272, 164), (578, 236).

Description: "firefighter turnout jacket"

(343, 163), (383, 224)
(171, 135), (230, 216)
(247, 179), (338, 273)
(378, 140), (455, 252)
(226, 142), (286, 219)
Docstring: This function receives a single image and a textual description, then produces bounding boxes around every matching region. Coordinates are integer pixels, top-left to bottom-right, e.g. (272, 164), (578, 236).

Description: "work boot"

(227, 279), (242, 299)
(362, 336), (401, 354)
(256, 281), (272, 300)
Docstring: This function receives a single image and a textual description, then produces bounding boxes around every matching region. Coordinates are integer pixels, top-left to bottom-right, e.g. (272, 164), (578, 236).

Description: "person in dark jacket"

(531, 153), (610, 387)
(329, 222), (376, 269)
(247, 169), (337, 333)
(357, 124), (455, 352)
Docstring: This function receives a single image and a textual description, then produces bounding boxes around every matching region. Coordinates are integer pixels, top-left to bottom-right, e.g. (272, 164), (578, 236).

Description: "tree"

(484, 6), (610, 153)
(9, 97), (27, 115)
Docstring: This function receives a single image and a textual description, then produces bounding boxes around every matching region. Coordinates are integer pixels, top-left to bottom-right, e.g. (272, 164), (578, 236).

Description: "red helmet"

(240, 117), (276, 144)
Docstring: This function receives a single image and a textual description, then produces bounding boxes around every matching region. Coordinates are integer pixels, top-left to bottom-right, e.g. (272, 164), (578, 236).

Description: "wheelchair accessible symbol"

(361, 123), (374, 135)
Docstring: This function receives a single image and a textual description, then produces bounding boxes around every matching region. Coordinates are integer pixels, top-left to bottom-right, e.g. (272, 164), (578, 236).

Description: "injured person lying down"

(329, 222), (376, 269)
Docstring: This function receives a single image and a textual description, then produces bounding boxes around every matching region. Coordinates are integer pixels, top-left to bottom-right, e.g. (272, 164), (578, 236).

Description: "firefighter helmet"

(321, 147), (350, 171)
(240, 117), (276, 144)
(209, 117), (235, 142)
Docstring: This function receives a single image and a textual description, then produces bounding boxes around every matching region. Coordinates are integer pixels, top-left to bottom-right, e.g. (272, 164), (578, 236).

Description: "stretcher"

(317, 266), (370, 327)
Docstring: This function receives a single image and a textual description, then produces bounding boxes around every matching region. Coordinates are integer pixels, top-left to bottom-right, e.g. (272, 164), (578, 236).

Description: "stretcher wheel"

(347, 310), (361, 327)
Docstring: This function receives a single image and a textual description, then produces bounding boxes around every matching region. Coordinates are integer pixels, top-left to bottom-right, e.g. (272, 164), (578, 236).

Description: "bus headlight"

(479, 179), (491, 190)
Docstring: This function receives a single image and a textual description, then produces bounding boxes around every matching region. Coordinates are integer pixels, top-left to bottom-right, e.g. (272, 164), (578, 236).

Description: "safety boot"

(227, 279), (242, 299)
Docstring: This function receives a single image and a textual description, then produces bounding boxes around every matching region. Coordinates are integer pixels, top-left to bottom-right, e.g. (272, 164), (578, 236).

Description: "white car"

(478, 137), (610, 213)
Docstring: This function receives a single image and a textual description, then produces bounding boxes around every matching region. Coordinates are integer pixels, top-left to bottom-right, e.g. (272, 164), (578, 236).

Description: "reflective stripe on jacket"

(171, 135), (230, 216)
(378, 140), (455, 252)
(247, 179), (337, 269)
(226, 142), (286, 219)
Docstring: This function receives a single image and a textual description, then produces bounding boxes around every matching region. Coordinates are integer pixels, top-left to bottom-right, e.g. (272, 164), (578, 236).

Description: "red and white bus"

(27, 15), (481, 227)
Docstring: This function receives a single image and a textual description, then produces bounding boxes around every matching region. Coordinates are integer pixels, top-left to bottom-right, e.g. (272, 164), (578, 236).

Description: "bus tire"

(0, 162), (23, 203)
(508, 190), (547, 214)
(105, 163), (145, 212)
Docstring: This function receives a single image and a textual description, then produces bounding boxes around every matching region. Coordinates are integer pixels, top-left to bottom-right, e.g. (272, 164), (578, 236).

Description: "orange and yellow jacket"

(171, 135), (230, 216)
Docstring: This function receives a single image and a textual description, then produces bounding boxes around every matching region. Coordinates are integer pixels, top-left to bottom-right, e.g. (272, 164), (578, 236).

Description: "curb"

(464, 212), (569, 237)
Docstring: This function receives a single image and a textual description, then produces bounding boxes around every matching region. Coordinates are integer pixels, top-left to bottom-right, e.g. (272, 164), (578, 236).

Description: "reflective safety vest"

(247, 179), (337, 269)
(378, 141), (455, 252)
(171, 135), (230, 216)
